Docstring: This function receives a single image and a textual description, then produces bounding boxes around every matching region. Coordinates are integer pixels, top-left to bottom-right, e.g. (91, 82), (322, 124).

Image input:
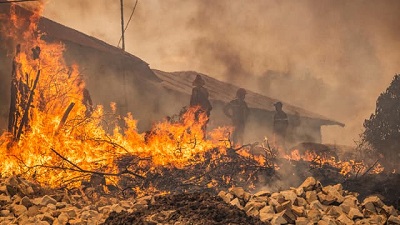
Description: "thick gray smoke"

(42, 0), (400, 145)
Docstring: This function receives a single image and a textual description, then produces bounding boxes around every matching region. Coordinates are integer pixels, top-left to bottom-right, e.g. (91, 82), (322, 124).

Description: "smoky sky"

(42, 0), (400, 145)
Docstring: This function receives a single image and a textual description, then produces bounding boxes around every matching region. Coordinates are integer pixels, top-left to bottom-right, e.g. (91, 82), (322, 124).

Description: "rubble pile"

(1, 175), (400, 225)
(218, 177), (400, 224)
(0, 176), (147, 225)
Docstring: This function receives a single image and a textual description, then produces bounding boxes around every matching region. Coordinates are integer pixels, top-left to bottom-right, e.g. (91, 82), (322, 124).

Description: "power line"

(118, 0), (138, 49)
(0, 0), (38, 3)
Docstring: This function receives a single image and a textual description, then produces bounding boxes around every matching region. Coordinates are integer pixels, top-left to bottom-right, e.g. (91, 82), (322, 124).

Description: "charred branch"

(15, 69), (40, 142)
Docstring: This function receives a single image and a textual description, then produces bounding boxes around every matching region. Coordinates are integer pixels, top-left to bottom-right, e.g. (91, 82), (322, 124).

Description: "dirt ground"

(103, 192), (268, 225)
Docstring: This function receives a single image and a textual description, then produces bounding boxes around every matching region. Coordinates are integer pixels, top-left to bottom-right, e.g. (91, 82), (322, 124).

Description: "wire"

(0, 0), (37, 3)
(118, 0), (138, 48)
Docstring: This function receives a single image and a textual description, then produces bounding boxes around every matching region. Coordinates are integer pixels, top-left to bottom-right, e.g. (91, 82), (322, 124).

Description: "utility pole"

(120, 0), (125, 51)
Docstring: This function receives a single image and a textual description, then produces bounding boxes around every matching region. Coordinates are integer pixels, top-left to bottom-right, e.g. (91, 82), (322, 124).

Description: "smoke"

(42, 0), (400, 145)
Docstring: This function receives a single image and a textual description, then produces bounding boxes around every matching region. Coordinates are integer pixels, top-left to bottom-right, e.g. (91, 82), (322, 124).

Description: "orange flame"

(0, 4), (231, 189)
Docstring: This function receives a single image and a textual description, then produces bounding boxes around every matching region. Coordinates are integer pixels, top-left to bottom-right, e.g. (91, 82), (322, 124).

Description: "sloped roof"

(0, 4), (161, 83)
(153, 70), (345, 127)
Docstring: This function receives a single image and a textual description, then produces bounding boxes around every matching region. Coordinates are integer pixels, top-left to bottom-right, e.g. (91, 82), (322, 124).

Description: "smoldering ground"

(41, 0), (400, 145)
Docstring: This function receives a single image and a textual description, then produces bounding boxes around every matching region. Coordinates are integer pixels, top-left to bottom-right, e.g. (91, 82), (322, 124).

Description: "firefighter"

(223, 88), (249, 145)
(273, 101), (289, 150)
(190, 74), (212, 137)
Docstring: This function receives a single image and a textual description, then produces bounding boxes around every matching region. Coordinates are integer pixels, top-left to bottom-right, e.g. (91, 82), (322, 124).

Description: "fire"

(285, 149), (385, 176)
(0, 3), (231, 189)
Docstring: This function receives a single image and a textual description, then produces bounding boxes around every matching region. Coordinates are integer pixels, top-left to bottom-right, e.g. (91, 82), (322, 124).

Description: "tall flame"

(0, 3), (231, 189)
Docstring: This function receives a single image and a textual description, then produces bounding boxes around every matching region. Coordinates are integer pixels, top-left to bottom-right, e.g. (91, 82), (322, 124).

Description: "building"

(0, 5), (344, 145)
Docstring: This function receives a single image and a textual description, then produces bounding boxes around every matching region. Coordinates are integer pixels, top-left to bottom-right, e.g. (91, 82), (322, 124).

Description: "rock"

(15, 214), (29, 224)
(295, 217), (310, 225)
(98, 205), (111, 214)
(322, 185), (344, 203)
(5, 184), (18, 197)
(136, 195), (152, 203)
(244, 200), (266, 212)
(280, 190), (297, 203)
(321, 215), (337, 225)
(57, 212), (69, 224)
(383, 205), (398, 216)
(40, 195), (57, 206)
(282, 208), (297, 224)
(362, 196), (384, 208)
(298, 177), (317, 191)
(259, 208), (275, 222)
(0, 186), (7, 194)
(153, 210), (177, 222)
(0, 210), (10, 217)
(119, 200), (133, 209)
(355, 219), (374, 225)
(41, 213), (55, 224)
(20, 196), (34, 208)
(317, 192), (336, 205)
(132, 202), (148, 211)
(260, 205), (275, 214)
(271, 211), (288, 225)
(230, 198), (243, 209)
(326, 205), (343, 217)
(268, 197), (280, 210)
(55, 202), (67, 210)
(340, 196), (358, 214)
(317, 220), (329, 225)
(252, 195), (269, 203)
(275, 200), (291, 213)
(348, 207), (364, 220)
(51, 210), (61, 218)
(0, 195), (11, 206)
(307, 209), (322, 223)
(12, 194), (22, 204)
(295, 187), (305, 197)
(388, 215), (400, 224)
(81, 210), (99, 220)
(11, 204), (27, 217)
(254, 190), (271, 197)
(47, 203), (56, 210)
(369, 214), (387, 224)
(271, 193), (286, 204)
(246, 206), (260, 217)
(309, 200), (326, 211)
(217, 190), (232, 203)
(27, 205), (40, 217)
(6, 176), (19, 187)
(111, 204), (125, 213)
(229, 186), (245, 199)
(243, 191), (252, 202)
(362, 201), (376, 212)
(292, 205), (305, 217)
(295, 197), (308, 207)
(63, 207), (78, 218)
(336, 214), (353, 224)
(69, 218), (85, 225)
(305, 191), (318, 203)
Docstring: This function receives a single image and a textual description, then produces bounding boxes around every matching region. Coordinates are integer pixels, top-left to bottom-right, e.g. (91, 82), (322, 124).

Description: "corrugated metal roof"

(153, 70), (345, 127)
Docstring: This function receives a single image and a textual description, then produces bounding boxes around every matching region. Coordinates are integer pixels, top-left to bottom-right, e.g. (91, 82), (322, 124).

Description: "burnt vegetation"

(362, 74), (400, 171)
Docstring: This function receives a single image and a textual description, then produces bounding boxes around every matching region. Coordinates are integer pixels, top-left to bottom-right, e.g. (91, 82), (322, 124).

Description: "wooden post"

(15, 69), (40, 141)
(8, 44), (20, 135)
(120, 0), (125, 51)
